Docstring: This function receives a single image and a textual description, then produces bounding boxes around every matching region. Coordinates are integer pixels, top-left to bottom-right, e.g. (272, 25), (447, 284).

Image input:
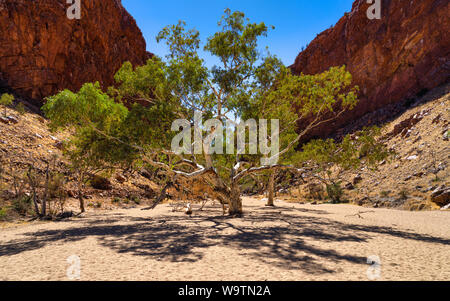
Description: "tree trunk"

(266, 171), (275, 207)
(27, 167), (40, 217)
(228, 182), (242, 216)
(77, 173), (85, 213)
(41, 163), (49, 217)
(31, 188), (40, 217)
(141, 181), (173, 210)
(78, 195), (85, 213)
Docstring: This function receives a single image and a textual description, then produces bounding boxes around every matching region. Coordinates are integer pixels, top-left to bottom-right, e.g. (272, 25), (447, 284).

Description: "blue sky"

(122, 0), (354, 67)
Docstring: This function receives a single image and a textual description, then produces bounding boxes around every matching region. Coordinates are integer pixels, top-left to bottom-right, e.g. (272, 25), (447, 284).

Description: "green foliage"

(326, 182), (343, 204)
(130, 195), (141, 204)
(242, 62), (359, 168)
(298, 126), (392, 172)
(0, 93), (14, 117)
(0, 207), (7, 221)
(12, 195), (32, 216)
(15, 102), (26, 115)
(263, 65), (358, 117)
(295, 127), (392, 198)
(43, 82), (127, 132)
(380, 190), (391, 198)
(43, 82), (132, 183)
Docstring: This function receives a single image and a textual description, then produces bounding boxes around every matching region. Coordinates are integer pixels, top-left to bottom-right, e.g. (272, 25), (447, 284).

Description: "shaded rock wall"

(291, 0), (450, 141)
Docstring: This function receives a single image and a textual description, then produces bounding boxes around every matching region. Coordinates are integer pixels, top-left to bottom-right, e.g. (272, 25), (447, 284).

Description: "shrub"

(88, 201), (102, 208)
(398, 189), (408, 200)
(380, 190), (391, 198)
(306, 183), (326, 200)
(130, 195), (141, 204)
(112, 197), (121, 204)
(0, 208), (7, 221)
(432, 176), (441, 183)
(326, 182), (343, 204)
(15, 102), (26, 115)
(0, 93), (14, 117)
(48, 173), (66, 198)
(12, 195), (32, 215)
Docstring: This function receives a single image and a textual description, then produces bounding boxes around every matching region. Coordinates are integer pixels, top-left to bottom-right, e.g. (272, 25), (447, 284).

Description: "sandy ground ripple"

(0, 197), (449, 281)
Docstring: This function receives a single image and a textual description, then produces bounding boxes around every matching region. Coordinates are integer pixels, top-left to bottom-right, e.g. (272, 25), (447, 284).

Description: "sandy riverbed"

(0, 197), (449, 281)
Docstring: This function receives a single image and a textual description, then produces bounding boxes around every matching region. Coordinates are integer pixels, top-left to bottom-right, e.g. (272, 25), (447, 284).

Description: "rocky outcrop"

(0, 0), (151, 105)
(292, 0), (450, 141)
(431, 186), (450, 207)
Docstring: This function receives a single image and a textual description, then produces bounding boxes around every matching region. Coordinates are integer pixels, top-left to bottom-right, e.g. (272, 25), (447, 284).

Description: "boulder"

(431, 187), (450, 207)
(344, 183), (355, 190)
(115, 174), (126, 184)
(353, 175), (363, 185)
(90, 175), (112, 191)
(6, 116), (18, 124)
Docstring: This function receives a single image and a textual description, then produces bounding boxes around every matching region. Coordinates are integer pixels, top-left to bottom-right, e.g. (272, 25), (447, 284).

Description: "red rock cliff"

(0, 0), (151, 104)
(292, 0), (450, 140)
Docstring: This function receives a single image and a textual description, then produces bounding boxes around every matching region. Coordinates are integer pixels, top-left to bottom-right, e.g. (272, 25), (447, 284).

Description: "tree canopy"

(0, 93), (14, 117)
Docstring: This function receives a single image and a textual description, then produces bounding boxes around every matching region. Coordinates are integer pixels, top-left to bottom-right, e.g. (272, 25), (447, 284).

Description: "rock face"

(431, 186), (450, 207)
(0, 0), (151, 105)
(291, 0), (450, 141)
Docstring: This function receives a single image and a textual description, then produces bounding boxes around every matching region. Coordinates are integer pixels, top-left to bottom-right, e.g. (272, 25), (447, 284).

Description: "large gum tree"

(43, 9), (358, 216)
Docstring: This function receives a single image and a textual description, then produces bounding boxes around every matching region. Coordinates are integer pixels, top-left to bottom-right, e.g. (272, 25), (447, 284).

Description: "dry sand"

(0, 197), (449, 281)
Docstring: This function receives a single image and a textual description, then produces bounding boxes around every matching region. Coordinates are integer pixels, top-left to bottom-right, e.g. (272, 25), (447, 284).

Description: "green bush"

(130, 195), (141, 204)
(0, 208), (8, 221)
(432, 176), (441, 183)
(88, 201), (102, 208)
(0, 93), (14, 117)
(15, 102), (26, 115)
(112, 197), (121, 204)
(380, 190), (391, 198)
(12, 195), (32, 215)
(326, 182), (343, 204)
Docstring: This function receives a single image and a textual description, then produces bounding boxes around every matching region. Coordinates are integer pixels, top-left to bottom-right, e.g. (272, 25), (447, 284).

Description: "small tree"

(0, 93), (14, 117)
(43, 83), (128, 213)
(296, 127), (392, 203)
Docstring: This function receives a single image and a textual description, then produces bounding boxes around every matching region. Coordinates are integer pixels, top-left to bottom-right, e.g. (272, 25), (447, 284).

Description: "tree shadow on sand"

(0, 203), (448, 275)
